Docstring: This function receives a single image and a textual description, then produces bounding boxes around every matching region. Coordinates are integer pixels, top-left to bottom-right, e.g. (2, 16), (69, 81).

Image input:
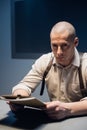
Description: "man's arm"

(65, 100), (87, 116)
(45, 100), (87, 120)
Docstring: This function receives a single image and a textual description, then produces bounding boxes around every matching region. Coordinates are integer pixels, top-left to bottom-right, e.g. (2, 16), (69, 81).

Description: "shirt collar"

(52, 48), (80, 68)
(72, 48), (80, 67)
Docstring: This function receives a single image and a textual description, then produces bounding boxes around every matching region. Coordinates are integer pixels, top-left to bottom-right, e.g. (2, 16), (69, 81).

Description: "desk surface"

(0, 100), (87, 130)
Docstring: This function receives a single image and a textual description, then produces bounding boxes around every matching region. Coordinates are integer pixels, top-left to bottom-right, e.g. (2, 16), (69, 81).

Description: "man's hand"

(8, 89), (30, 113)
(12, 89), (30, 97)
(45, 101), (71, 120)
(8, 101), (24, 112)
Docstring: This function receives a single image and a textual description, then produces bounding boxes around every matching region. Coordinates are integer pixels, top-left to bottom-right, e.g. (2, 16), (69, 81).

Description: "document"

(0, 95), (46, 108)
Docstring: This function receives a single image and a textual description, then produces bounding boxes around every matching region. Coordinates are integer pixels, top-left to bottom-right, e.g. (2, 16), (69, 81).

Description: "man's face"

(50, 32), (78, 66)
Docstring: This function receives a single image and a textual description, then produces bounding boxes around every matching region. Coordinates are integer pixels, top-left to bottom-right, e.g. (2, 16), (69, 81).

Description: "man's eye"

(52, 44), (57, 48)
(62, 44), (69, 49)
(54, 44), (58, 47)
(63, 44), (68, 47)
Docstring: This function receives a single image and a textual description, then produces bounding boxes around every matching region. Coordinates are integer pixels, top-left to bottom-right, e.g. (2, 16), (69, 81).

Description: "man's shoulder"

(80, 52), (87, 66)
(40, 52), (53, 57)
(80, 52), (87, 60)
(82, 52), (87, 58)
(34, 52), (53, 69)
(38, 52), (53, 61)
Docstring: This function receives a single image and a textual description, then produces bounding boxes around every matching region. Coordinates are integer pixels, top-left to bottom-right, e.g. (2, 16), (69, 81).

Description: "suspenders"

(40, 53), (87, 97)
(78, 66), (87, 97)
(40, 57), (53, 95)
(78, 53), (87, 97)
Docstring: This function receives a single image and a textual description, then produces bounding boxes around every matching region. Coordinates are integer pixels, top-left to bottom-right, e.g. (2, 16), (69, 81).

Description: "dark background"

(11, 0), (87, 59)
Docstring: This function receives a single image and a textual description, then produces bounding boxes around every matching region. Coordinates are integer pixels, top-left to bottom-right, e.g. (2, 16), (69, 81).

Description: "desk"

(0, 100), (87, 130)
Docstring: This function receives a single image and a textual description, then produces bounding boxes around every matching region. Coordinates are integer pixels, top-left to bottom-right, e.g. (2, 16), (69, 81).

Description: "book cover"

(0, 95), (46, 108)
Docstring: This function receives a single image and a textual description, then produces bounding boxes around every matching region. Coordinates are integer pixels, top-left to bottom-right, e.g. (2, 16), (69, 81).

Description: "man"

(10, 21), (87, 120)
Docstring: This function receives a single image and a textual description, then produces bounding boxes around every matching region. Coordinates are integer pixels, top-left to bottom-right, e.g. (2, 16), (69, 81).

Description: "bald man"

(10, 21), (87, 120)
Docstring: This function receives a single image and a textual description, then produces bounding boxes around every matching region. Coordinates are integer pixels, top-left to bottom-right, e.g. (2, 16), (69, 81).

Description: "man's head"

(50, 21), (79, 66)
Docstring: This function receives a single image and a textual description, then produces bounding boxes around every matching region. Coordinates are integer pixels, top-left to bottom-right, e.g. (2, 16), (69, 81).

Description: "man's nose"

(57, 46), (63, 55)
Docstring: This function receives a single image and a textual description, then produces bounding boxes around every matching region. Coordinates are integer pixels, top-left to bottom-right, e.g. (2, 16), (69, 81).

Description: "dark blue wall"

(12, 0), (87, 59)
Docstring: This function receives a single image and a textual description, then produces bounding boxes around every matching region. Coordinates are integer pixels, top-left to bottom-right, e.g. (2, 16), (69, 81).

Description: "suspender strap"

(78, 66), (86, 97)
(40, 57), (53, 95)
(78, 52), (87, 97)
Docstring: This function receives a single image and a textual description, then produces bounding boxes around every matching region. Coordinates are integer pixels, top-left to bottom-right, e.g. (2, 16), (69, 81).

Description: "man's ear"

(74, 37), (79, 47)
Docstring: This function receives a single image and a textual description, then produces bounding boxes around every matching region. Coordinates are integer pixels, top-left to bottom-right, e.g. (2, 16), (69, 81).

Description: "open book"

(0, 95), (46, 109)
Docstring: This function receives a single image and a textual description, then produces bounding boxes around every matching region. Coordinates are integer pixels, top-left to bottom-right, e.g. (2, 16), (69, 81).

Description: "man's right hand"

(8, 89), (30, 112)
(8, 101), (24, 112)
(12, 89), (30, 97)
